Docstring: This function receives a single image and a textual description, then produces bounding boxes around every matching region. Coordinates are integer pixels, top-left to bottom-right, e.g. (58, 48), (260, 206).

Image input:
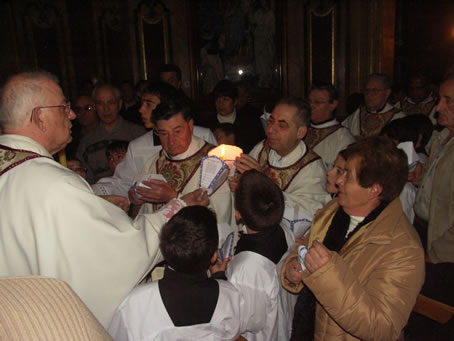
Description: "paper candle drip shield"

(199, 156), (230, 195)
(208, 144), (243, 176)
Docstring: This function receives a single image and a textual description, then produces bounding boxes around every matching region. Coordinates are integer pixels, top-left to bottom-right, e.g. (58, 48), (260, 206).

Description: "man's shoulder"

(119, 119), (145, 131)
(129, 130), (154, 148)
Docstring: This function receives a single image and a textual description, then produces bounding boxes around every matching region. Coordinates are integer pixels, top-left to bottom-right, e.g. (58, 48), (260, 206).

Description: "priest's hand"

(181, 188), (209, 207)
(100, 195), (130, 212)
(135, 179), (177, 204)
(285, 256), (303, 284)
(128, 187), (145, 205)
(234, 154), (262, 174)
(305, 240), (332, 273)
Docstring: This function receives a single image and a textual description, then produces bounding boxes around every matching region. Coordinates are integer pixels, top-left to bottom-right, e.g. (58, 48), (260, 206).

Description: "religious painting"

(193, 0), (283, 103)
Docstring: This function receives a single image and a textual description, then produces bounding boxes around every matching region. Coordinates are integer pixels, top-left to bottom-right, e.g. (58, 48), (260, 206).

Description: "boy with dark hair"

(213, 123), (236, 146)
(105, 140), (129, 173)
(226, 169), (293, 340)
(109, 206), (243, 341)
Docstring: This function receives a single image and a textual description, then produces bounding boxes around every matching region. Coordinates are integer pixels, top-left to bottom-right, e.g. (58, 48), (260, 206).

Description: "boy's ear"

(235, 210), (242, 222)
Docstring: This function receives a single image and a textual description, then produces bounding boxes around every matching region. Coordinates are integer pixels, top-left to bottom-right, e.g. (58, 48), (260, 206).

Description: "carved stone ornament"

(308, 0), (336, 16)
(138, 0), (168, 25)
(27, 2), (57, 29)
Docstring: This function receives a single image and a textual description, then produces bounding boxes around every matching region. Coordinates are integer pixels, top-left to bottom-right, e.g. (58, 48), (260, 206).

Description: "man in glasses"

(74, 95), (98, 136)
(76, 84), (146, 184)
(342, 73), (404, 138)
(65, 95), (99, 158)
(0, 70), (209, 328)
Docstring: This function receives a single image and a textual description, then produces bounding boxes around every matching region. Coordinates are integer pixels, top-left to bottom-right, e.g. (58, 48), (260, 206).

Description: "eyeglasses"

(73, 104), (96, 115)
(363, 88), (386, 95)
(30, 103), (72, 122)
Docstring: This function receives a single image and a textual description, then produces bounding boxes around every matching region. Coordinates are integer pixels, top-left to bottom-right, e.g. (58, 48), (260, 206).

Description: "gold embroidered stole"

(0, 145), (45, 176)
(401, 99), (436, 116)
(359, 105), (401, 137)
(257, 142), (320, 191)
(304, 124), (342, 150)
(152, 142), (214, 210)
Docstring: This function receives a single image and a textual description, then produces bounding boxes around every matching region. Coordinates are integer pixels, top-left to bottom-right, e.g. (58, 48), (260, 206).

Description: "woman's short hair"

(345, 136), (408, 202)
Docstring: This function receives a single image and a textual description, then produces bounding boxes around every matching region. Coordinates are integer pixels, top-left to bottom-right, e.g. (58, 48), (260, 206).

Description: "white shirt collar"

(310, 118), (339, 129)
(268, 140), (306, 167)
(368, 103), (395, 114)
(404, 93), (434, 105)
(164, 135), (202, 160)
(0, 134), (52, 157)
(217, 109), (237, 124)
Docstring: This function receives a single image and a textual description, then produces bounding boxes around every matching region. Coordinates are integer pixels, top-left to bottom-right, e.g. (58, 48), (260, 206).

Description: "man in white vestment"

(396, 72), (438, 125)
(130, 97), (232, 225)
(342, 73), (404, 138)
(233, 96), (329, 221)
(92, 82), (216, 197)
(0, 71), (208, 328)
(306, 82), (355, 170)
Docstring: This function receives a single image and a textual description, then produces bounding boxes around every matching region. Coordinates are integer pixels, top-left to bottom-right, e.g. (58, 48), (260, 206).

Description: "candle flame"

(220, 144), (225, 160)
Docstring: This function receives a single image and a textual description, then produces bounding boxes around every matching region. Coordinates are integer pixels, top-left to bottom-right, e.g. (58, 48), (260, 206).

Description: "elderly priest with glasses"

(0, 71), (208, 328)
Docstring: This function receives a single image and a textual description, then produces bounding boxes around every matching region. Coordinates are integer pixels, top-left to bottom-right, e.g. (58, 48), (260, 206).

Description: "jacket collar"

(309, 198), (404, 255)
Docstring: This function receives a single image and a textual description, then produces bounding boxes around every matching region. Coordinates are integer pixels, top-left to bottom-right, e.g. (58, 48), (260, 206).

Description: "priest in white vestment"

(306, 82), (355, 170)
(342, 73), (404, 137)
(233, 96), (330, 222)
(129, 98), (232, 225)
(0, 71), (208, 328)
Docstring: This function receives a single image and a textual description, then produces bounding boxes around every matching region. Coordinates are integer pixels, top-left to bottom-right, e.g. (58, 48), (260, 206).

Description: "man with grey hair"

(0, 70), (208, 328)
(342, 73), (404, 138)
(76, 83), (146, 183)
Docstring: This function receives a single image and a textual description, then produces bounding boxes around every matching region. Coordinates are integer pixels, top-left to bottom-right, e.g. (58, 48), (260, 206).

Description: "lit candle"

(58, 149), (67, 167)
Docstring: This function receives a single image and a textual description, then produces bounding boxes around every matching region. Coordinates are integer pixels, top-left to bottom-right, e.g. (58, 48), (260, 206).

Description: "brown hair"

(345, 136), (408, 202)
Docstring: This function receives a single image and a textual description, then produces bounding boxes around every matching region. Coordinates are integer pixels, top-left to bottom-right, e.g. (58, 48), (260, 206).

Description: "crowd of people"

(0, 65), (452, 341)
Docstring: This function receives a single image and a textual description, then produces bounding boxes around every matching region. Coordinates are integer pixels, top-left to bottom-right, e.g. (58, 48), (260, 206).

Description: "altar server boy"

(226, 170), (293, 341)
(109, 206), (243, 341)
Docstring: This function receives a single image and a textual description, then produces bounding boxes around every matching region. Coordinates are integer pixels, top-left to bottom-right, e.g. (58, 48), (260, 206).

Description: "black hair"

(380, 117), (419, 145)
(275, 96), (311, 127)
(159, 64), (182, 81)
(310, 81), (339, 102)
(105, 140), (129, 158)
(213, 123), (235, 136)
(235, 170), (284, 232)
(142, 81), (178, 104)
(213, 80), (238, 101)
(151, 95), (192, 124)
(160, 206), (218, 274)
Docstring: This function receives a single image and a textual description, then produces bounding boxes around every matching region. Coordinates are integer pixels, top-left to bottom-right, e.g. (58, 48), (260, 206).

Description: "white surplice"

(108, 280), (243, 341)
(0, 134), (183, 328)
(92, 126), (217, 196)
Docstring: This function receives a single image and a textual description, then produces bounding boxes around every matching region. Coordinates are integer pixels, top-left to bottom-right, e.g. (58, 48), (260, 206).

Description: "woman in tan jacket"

(282, 136), (425, 341)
